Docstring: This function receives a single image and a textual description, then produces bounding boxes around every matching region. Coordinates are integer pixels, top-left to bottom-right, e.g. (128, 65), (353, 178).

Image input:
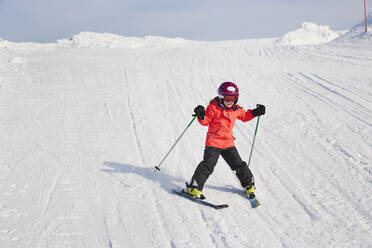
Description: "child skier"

(187, 81), (265, 201)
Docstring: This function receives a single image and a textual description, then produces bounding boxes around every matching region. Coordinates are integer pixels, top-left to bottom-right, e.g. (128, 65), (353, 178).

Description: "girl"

(187, 82), (265, 201)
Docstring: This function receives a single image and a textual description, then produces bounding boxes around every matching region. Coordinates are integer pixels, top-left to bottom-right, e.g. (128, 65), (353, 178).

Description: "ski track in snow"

(0, 35), (371, 248)
(122, 67), (145, 164)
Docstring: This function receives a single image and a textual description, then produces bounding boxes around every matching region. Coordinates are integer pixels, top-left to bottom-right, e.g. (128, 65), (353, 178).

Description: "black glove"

(193, 105), (205, 120)
(251, 104), (265, 117)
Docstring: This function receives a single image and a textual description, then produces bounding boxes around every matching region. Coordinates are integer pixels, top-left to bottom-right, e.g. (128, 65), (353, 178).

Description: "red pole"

(364, 0), (368, 32)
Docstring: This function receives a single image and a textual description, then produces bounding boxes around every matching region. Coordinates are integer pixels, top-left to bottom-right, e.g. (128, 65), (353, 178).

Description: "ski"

(248, 197), (260, 208)
(172, 189), (229, 209)
(238, 191), (261, 208)
(243, 193), (261, 208)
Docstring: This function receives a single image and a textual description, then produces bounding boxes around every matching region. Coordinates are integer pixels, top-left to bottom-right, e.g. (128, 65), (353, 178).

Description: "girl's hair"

(209, 97), (242, 108)
(209, 97), (218, 104)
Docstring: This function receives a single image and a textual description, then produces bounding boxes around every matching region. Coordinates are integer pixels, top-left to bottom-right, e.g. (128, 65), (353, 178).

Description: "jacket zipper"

(206, 126), (221, 141)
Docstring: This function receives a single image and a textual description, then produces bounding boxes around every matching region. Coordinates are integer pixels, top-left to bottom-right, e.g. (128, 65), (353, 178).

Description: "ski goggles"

(222, 95), (236, 102)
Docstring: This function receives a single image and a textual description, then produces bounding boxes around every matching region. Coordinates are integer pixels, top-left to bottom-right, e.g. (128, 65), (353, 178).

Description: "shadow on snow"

(102, 161), (242, 194)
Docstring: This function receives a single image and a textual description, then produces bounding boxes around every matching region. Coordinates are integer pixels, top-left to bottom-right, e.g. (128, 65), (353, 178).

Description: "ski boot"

(245, 185), (260, 207)
(185, 183), (205, 200)
(245, 185), (256, 199)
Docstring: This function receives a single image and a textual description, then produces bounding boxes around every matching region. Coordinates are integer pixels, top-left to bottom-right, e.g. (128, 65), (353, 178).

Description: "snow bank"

(335, 12), (372, 42)
(0, 32), (194, 50)
(0, 38), (12, 49)
(276, 22), (340, 45)
(57, 32), (193, 49)
(0, 38), (55, 50)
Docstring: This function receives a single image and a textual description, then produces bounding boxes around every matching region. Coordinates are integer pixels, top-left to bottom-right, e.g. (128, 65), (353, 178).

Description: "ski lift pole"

(247, 116), (261, 168)
(155, 115), (197, 171)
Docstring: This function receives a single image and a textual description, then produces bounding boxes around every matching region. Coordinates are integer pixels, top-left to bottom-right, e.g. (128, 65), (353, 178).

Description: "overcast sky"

(0, 0), (370, 42)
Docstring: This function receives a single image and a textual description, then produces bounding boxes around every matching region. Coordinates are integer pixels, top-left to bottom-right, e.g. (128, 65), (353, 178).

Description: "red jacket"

(198, 99), (255, 149)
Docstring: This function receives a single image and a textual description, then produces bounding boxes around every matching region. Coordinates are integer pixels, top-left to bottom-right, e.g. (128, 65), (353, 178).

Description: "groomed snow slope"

(0, 30), (371, 247)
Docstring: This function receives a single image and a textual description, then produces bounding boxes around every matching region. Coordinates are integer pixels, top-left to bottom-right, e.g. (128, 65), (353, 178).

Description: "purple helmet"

(218, 82), (239, 103)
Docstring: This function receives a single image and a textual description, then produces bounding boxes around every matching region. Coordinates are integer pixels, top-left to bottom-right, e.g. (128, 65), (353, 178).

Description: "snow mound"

(335, 12), (372, 42)
(57, 32), (193, 49)
(276, 22), (340, 45)
(0, 38), (12, 49)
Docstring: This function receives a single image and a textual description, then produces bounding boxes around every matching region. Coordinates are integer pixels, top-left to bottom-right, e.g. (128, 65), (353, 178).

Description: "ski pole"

(247, 115), (260, 168)
(155, 115), (197, 171)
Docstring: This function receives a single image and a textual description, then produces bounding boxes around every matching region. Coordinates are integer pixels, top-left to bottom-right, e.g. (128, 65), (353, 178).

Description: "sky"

(0, 0), (370, 42)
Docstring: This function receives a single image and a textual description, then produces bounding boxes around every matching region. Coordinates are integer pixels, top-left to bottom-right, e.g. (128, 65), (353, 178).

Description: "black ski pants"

(191, 146), (254, 191)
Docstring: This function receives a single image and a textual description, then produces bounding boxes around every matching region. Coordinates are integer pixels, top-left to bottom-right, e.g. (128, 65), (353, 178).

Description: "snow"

(0, 19), (372, 248)
(8, 57), (27, 64)
(57, 32), (193, 49)
(276, 22), (342, 45)
(335, 12), (372, 42)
